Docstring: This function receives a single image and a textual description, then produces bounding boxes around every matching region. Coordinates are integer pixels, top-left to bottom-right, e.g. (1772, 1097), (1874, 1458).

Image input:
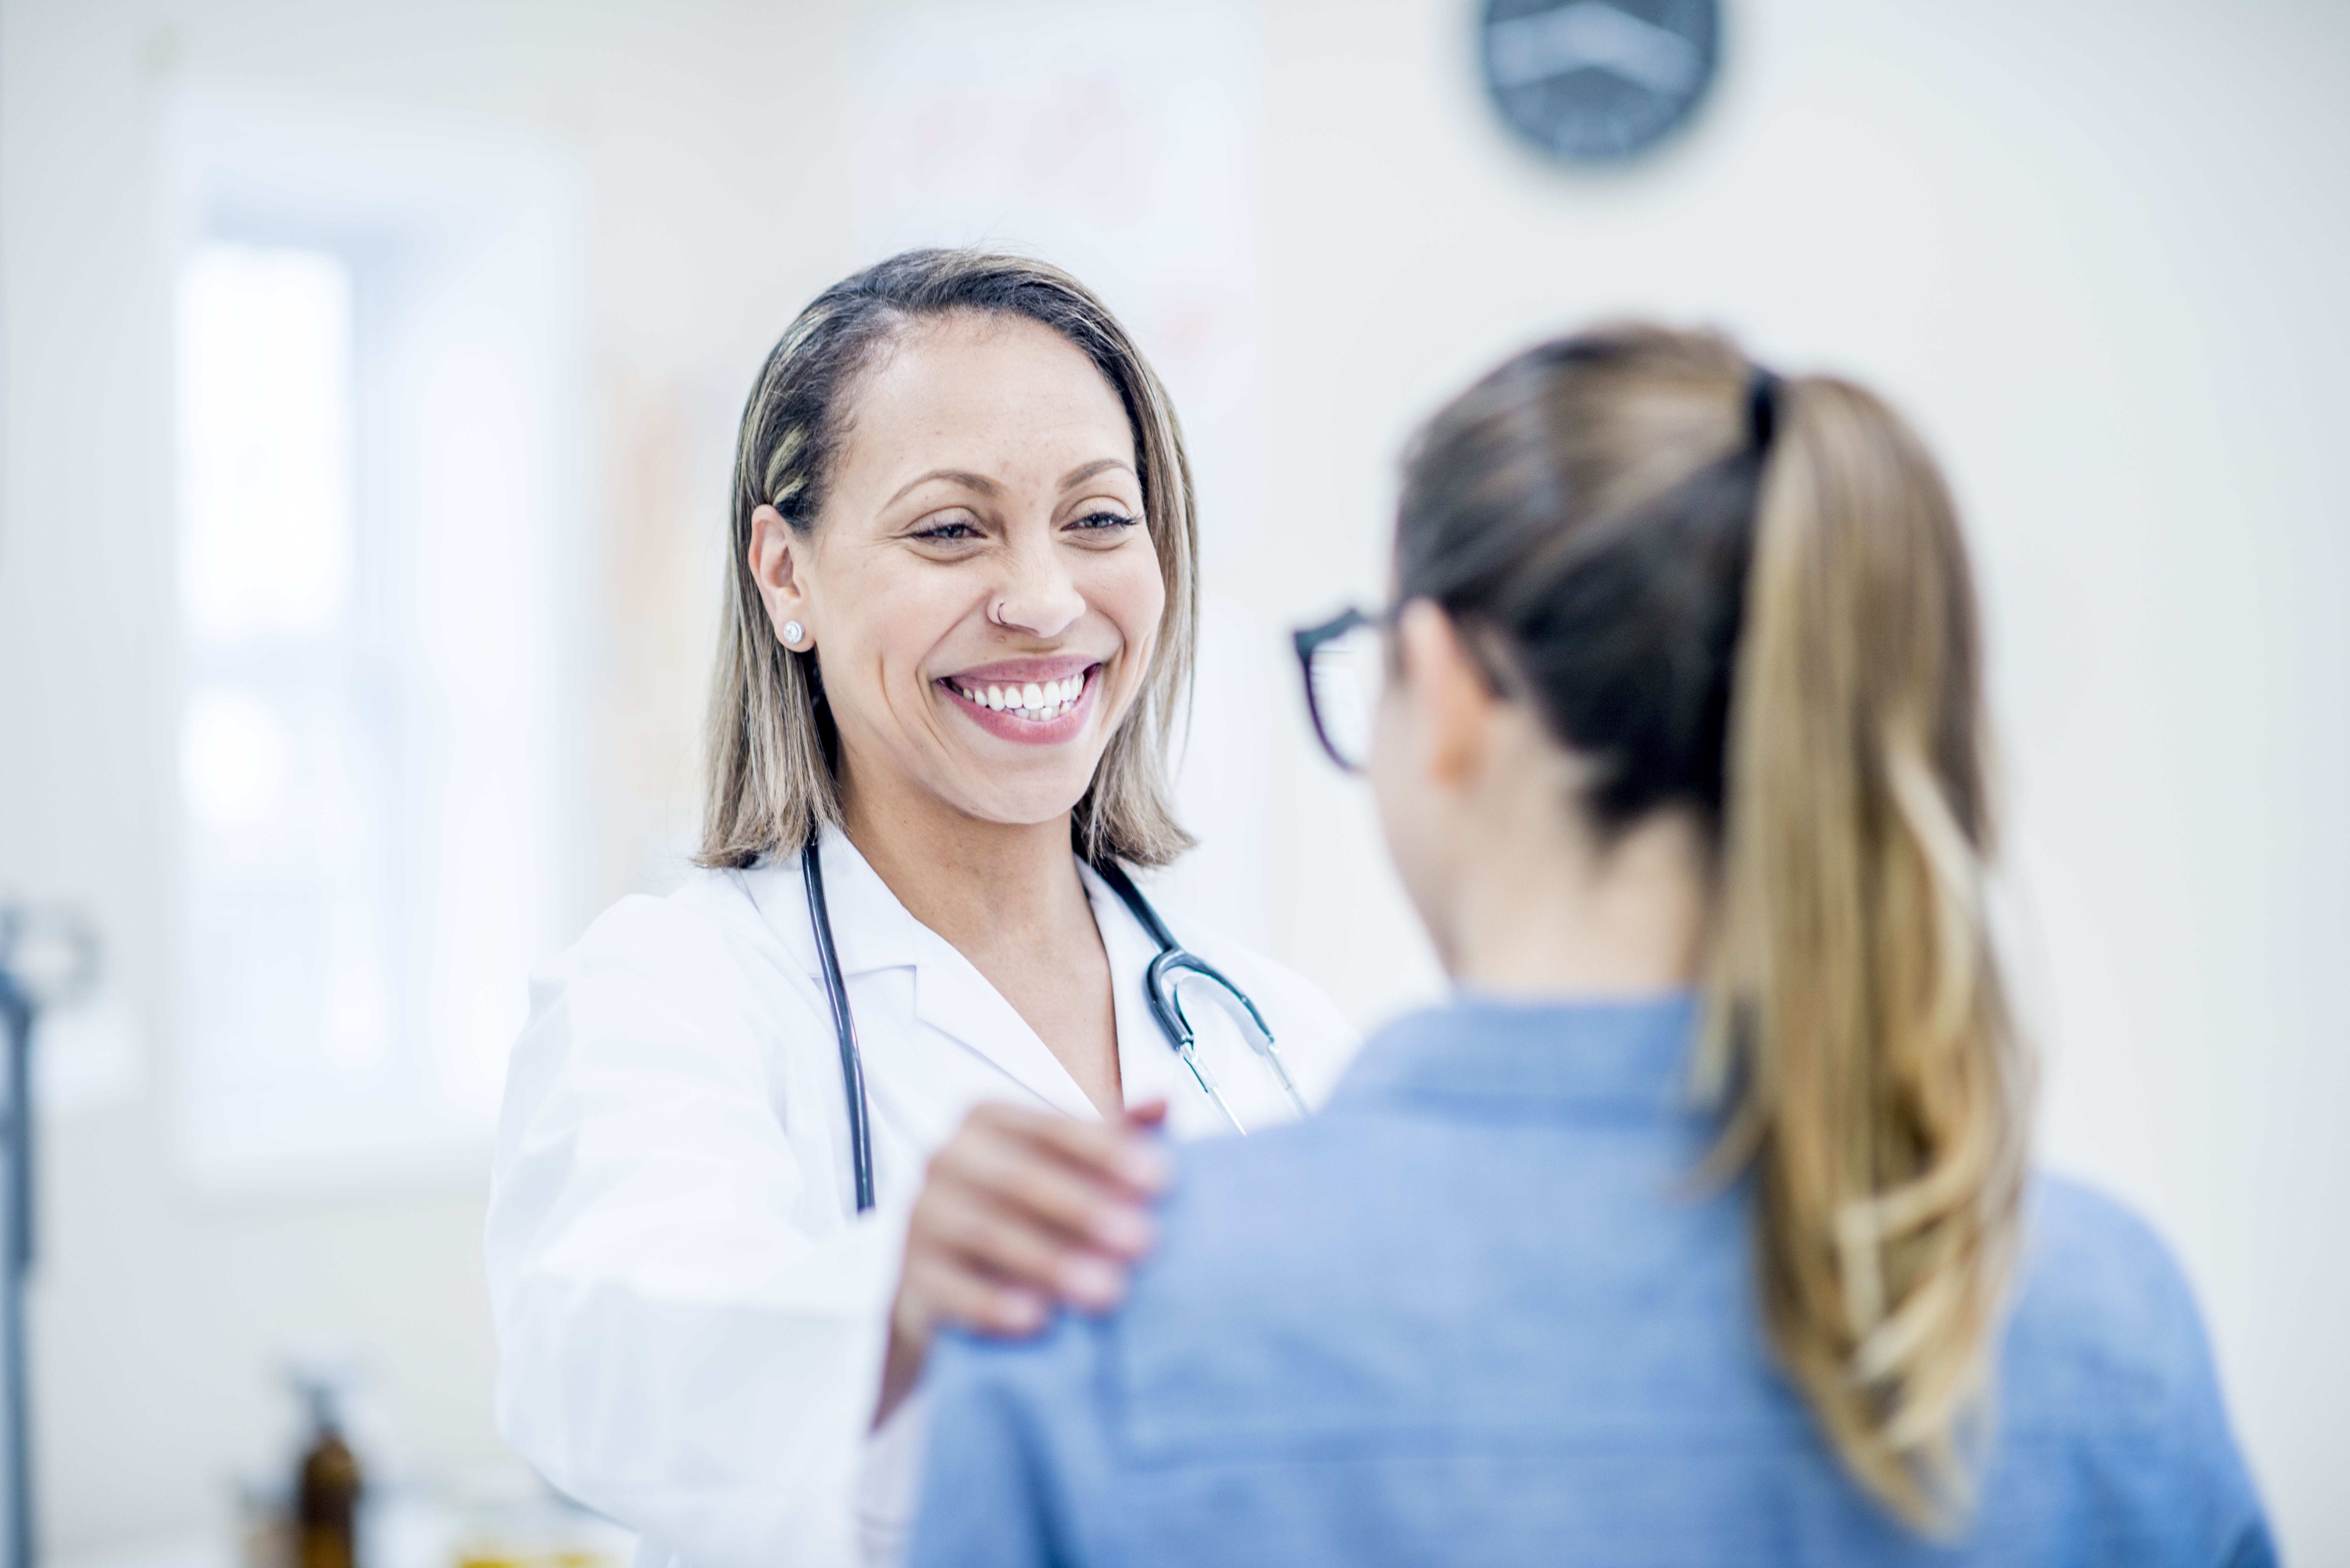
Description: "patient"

(907, 326), (2274, 1566)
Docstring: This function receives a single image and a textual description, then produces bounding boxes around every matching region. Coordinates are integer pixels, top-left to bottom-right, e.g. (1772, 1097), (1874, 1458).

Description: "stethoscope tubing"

(800, 828), (877, 1213)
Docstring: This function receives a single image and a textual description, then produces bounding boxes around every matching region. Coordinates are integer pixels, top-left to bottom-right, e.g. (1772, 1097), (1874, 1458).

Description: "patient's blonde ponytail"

(1702, 374), (2028, 1529)
(1396, 328), (2029, 1533)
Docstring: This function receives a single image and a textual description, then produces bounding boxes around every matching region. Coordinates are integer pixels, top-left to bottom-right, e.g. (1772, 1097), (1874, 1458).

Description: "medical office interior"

(0, 0), (2344, 1562)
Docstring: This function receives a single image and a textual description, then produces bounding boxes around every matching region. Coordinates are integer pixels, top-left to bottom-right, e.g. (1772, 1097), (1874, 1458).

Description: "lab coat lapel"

(812, 828), (1102, 1121)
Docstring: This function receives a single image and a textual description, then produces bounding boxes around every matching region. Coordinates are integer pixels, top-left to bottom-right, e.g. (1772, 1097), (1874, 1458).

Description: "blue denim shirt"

(910, 997), (2274, 1568)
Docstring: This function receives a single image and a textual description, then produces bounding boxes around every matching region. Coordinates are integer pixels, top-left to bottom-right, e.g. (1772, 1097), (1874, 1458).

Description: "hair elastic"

(1747, 366), (1783, 451)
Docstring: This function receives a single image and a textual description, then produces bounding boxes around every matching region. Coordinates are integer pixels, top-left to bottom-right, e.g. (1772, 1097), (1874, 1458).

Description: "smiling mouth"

(942, 667), (1096, 722)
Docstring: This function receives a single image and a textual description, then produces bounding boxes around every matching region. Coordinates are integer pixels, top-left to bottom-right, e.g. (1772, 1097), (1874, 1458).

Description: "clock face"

(1478, 0), (1722, 164)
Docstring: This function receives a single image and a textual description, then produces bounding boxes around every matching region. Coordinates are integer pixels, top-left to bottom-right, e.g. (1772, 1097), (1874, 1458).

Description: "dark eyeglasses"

(1292, 606), (1390, 773)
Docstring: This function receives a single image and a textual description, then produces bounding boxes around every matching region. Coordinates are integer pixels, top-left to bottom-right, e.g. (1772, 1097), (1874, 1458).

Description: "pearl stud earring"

(782, 621), (805, 646)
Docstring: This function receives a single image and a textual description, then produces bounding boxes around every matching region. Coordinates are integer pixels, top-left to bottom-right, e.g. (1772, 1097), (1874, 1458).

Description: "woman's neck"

(836, 751), (1124, 1115)
(1444, 771), (1712, 1001)
(837, 769), (1093, 959)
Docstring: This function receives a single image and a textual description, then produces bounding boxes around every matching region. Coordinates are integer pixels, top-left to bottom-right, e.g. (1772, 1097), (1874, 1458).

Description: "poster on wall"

(841, 3), (1252, 508)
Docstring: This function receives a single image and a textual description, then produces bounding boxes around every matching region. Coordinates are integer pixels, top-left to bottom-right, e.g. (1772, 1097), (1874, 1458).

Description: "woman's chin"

(933, 770), (1103, 835)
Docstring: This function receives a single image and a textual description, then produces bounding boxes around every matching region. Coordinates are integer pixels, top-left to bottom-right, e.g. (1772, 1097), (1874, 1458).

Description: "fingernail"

(1118, 1146), (1173, 1191)
(1092, 1205), (1156, 1254)
(1060, 1255), (1124, 1306)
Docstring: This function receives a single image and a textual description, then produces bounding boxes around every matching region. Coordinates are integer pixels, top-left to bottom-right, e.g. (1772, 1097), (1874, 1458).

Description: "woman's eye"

(1069, 510), (1138, 533)
(912, 519), (981, 542)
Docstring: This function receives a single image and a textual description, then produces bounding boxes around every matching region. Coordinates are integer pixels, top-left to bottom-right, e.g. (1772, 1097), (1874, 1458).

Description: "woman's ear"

(749, 505), (813, 649)
(1393, 599), (1497, 791)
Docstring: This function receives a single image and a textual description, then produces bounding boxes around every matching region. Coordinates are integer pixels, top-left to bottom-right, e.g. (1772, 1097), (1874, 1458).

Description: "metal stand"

(0, 962), (33, 1568)
(0, 902), (95, 1568)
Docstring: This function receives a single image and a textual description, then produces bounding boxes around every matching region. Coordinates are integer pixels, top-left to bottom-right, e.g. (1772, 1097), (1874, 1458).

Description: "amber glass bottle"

(293, 1380), (363, 1568)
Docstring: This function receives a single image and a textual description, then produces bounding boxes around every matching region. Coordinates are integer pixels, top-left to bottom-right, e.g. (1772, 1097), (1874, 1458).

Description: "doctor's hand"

(876, 1099), (1171, 1426)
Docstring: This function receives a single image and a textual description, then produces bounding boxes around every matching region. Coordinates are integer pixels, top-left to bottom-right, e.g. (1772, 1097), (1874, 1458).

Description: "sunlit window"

(176, 242), (406, 1110)
(168, 96), (572, 1190)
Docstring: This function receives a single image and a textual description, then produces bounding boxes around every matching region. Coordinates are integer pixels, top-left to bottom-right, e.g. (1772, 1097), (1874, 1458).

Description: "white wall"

(2, 0), (2344, 1559)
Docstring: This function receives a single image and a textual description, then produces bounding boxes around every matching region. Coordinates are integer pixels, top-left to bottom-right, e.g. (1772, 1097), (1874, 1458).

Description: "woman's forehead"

(838, 313), (1137, 499)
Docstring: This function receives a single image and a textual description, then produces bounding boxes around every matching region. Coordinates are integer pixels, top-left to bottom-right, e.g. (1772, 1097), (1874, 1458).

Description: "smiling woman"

(702, 252), (1197, 871)
(483, 251), (1357, 1568)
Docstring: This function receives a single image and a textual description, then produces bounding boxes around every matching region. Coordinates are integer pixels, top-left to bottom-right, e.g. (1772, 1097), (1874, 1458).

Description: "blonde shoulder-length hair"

(697, 250), (1198, 871)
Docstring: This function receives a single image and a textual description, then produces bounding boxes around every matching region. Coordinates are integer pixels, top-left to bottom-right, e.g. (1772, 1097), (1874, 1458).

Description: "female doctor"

(483, 249), (1357, 1568)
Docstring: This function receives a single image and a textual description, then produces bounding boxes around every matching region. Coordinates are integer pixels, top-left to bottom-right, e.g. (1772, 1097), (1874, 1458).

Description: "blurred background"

(1, 0), (2345, 1561)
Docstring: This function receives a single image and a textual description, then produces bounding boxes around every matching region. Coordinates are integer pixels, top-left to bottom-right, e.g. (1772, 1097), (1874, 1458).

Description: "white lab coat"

(485, 826), (1359, 1568)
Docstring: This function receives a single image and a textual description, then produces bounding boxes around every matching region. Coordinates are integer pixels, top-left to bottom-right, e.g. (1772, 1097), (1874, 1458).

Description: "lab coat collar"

(774, 825), (1129, 1122)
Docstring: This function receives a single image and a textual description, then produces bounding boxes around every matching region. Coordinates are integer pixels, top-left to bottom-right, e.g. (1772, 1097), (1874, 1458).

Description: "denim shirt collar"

(1326, 991), (1705, 1118)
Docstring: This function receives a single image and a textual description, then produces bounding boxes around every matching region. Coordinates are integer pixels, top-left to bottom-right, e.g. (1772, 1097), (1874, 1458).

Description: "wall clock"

(1478, 0), (1722, 164)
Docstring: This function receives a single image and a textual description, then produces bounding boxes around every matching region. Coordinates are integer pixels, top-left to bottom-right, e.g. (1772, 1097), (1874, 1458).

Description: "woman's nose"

(989, 536), (1086, 639)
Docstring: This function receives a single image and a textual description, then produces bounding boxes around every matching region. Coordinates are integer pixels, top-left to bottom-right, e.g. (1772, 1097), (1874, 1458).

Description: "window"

(167, 89), (576, 1190)
(176, 240), (407, 1169)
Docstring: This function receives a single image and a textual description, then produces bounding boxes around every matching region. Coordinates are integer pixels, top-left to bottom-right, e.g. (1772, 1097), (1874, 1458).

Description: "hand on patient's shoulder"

(880, 1099), (1173, 1426)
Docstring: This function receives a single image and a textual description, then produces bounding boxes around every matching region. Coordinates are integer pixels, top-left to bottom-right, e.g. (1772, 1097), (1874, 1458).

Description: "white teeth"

(954, 675), (1088, 720)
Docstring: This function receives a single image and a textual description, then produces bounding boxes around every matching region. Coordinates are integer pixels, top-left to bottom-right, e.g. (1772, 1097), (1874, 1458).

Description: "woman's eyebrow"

(1059, 458), (1136, 490)
(884, 468), (1001, 508)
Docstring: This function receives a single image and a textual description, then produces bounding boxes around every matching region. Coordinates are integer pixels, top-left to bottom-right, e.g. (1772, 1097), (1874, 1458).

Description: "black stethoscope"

(800, 828), (1308, 1212)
